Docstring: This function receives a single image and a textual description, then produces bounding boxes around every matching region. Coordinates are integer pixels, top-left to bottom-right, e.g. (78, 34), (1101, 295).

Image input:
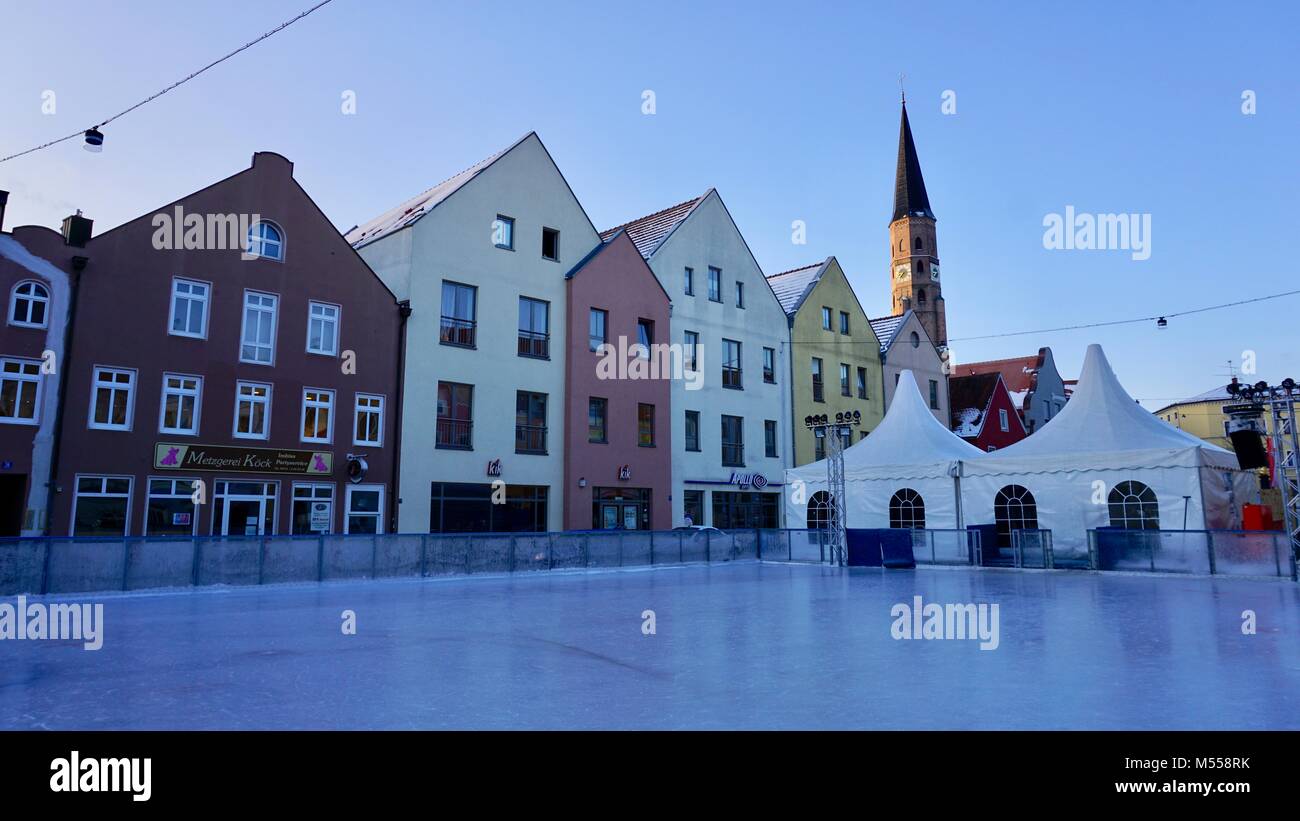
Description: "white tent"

(959, 344), (1257, 557)
(784, 370), (984, 530)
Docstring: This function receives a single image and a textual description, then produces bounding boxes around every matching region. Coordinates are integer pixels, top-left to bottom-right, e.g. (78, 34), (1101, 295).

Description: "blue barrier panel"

(846, 529), (916, 568)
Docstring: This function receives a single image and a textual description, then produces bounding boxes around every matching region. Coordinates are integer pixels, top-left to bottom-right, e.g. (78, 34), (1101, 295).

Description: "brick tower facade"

(888, 100), (947, 347)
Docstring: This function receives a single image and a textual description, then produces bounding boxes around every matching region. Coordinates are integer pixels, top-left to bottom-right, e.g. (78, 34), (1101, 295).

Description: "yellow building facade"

(766, 257), (886, 466)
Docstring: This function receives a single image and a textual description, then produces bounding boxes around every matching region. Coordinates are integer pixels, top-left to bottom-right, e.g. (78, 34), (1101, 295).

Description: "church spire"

(892, 102), (934, 223)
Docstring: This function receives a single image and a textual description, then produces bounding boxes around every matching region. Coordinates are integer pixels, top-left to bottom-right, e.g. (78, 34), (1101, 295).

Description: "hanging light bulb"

(1156, 317), (1168, 329)
(83, 128), (104, 153)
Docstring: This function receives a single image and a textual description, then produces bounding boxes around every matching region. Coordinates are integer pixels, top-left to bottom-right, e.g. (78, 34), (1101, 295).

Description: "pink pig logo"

(160, 446), (181, 466)
(312, 454), (329, 472)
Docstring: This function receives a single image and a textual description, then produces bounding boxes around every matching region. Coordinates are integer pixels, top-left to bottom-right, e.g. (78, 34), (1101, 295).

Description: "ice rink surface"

(2, 561), (1297, 730)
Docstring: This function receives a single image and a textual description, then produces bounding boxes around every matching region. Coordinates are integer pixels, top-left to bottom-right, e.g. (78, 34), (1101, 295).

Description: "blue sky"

(2, 0), (1297, 408)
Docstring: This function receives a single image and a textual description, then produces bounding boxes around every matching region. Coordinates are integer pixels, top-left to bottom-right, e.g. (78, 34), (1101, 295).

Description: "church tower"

(888, 99), (947, 347)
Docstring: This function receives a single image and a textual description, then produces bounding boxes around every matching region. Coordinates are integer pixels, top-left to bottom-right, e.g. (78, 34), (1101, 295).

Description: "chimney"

(62, 210), (93, 247)
(0, 191), (8, 233)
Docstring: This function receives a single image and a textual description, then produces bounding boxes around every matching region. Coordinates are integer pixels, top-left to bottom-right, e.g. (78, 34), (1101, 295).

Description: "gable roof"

(564, 229), (674, 303)
(345, 132), (533, 250)
(599, 193), (708, 258)
(764, 257), (831, 317)
(868, 311), (912, 353)
(893, 102), (935, 222)
(953, 353), (1042, 394)
(949, 372), (1002, 437)
(1152, 384), (1236, 415)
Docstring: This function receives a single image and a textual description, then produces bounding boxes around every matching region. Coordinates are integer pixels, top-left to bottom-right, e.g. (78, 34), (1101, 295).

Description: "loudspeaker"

(1228, 429), (1270, 469)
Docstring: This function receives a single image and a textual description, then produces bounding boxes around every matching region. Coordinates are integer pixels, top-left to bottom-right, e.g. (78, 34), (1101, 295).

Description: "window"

(246, 221), (284, 260)
(684, 330), (700, 371)
(240, 291), (278, 364)
(999, 408), (1010, 432)
(840, 363), (851, 396)
(713, 491), (779, 529)
(212, 480), (277, 536)
(682, 490), (704, 527)
(910, 331), (921, 348)
(815, 434), (825, 461)
(89, 366), (135, 430)
(345, 485), (385, 534)
(292, 483), (335, 534)
(889, 488), (926, 529)
(429, 482), (547, 533)
(638, 403), (655, 447)
(515, 391), (547, 454)
(542, 227), (560, 261)
(839, 311), (850, 335)
(301, 388), (335, 444)
(918, 288), (927, 306)
(636, 319), (654, 358)
(72, 476), (132, 536)
(234, 381), (272, 439)
(159, 373), (201, 435)
(735, 281), (745, 308)
(684, 267), (694, 296)
(307, 301), (340, 356)
(588, 398), (608, 443)
(856, 366), (868, 399)
(518, 297), (550, 358)
(436, 381), (473, 449)
(721, 414), (744, 466)
(441, 281), (477, 348)
(811, 358), (824, 402)
(1108, 480), (1159, 530)
(588, 308), (608, 352)
(914, 236), (923, 250)
(494, 215), (515, 250)
(764, 420), (778, 458)
(168, 278), (208, 338)
(722, 339), (742, 388)
(9, 281), (50, 328)
(994, 485), (1038, 548)
(708, 267), (721, 301)
(0, 358), (41, 425)
(821, 307), (832, 330)
(145, 478), (197, 536)
(808, 491), (836, 530)
(929, 379), (940, 410)
(763, 347), (776, 383)
(684, 410), (700, 452)
(354, 393), (384, 446)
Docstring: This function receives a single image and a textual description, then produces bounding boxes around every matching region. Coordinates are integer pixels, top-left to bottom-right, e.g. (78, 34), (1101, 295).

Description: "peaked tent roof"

(346, 133), (532, 250)
(974, 344), (1238, 468)
(787, 369), (982, 484)
(765, 257), (831, 317)
(599, 193), (708, 259)
(893, 103), (935, 222)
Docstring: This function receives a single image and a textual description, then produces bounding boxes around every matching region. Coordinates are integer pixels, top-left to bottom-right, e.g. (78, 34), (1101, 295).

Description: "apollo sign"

(728, 472), (769, 489)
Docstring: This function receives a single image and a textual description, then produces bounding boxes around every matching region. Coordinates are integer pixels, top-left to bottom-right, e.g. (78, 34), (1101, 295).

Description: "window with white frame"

(301, 388), (334, 443)
(246, 221), (284, 261)
(159, 373), (202, 435)
(9, 281), (50, 328)
(345, 484), (385, 534)
(354, 393), (384, 446)
(72, 475), (132, 536)
(0, 358), (41, 425)
(999, 408), (1010, 432)
(144, 478), (198, 536)
(234, 381), (272, 439)
(307, 301), (340, 356)
(168, 278), (209, 338)
(240, 291), (278, 364)
(292, 483), (335, 534)
(89, 366), (135, 430)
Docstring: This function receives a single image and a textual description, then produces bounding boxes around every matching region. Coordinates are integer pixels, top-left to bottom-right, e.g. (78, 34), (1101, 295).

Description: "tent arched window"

(994, 484), (1038, 547)
(808, 491), (837, 530)
(889, 488), (925, 529)
(1108, 480), (1159, 529)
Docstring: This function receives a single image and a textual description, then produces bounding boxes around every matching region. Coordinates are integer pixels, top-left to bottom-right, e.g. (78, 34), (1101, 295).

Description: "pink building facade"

(562, 231), (672, 530)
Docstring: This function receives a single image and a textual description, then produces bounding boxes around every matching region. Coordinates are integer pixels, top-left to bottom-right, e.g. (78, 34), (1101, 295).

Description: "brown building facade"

(43, 152), (403, 537)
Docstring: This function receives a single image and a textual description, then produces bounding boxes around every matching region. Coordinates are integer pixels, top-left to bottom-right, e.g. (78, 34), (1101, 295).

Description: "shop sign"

(154, 443), (333, 475)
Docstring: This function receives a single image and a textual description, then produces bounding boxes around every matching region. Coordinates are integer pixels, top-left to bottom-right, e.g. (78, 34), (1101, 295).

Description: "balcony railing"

(440, 316), (476, 348)
(722, 365), (742, 389)
(721, 442), (744, 467)
(436, 418), (473, 449)
(517, 330), (549, 359)
(515, 424), (547, 454)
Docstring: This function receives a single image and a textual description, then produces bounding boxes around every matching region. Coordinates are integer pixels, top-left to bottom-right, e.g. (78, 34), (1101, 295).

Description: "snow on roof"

(868, 313), (907, 353)
(346, 133), (531, 249)
(764, 258), (829, 317)
(599, 193), (707, 259)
